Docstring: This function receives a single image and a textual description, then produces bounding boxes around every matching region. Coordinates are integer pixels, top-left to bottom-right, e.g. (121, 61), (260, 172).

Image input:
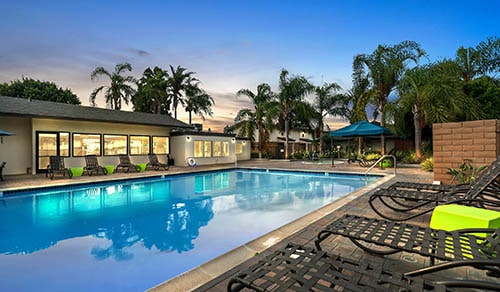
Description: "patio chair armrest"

(405, 259), (500, 277)
(454, 227), (497, 235)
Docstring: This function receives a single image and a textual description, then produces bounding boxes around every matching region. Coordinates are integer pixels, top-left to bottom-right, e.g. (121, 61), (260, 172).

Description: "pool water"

(0, 169), (380, 291)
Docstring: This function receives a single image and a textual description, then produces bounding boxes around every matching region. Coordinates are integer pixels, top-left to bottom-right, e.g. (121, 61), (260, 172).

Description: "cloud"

(129, 48), (151, 57)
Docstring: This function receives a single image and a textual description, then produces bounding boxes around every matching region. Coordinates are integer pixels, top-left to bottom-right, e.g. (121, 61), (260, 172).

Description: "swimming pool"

(0, 169), (380, 291)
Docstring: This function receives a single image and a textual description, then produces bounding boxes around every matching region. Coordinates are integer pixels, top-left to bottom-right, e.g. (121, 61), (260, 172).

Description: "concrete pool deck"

(1, 159), (497, 291)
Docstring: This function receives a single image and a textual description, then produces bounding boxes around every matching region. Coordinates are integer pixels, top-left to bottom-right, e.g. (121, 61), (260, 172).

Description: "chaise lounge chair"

(383, 156), (500, 194)
(315, 214), (500, 273)
(46, 156), (72, 179)
(0, 161), (5, 181)
(228, 243), (500, 291)
(368, 157), (500, 221)
(84, 155), (108, 176)
(115, 154), (140, 173)
(147, 153), (169, 171)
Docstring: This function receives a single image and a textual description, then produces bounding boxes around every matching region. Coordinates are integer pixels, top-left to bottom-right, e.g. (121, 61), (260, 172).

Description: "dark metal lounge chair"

(147, 153), (169, 171)
(228, 243), (500, 292)
(46, 156), (72, 179)
(315, 214), (500, 274)
(385, 156), (500, 193)
(84, 155), (108, 176)
(115, 154), (140, 173)
(368, 157), (500, 221)
(0, 161), (5, 181)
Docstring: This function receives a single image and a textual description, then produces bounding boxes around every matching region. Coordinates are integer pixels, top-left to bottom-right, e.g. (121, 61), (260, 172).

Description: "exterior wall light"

(231, 138), (236, 143)
(242, 141), (246, 145)
(186, 136), (191, 142)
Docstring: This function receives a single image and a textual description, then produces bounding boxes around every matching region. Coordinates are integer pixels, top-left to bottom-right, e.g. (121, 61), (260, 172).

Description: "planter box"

(137, 163), (147, 172)
(104, 165), (115, 174)
(70, 167), (84, 177)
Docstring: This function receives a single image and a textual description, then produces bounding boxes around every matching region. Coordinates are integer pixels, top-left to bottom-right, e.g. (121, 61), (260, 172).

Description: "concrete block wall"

(433, 119), (500, 184)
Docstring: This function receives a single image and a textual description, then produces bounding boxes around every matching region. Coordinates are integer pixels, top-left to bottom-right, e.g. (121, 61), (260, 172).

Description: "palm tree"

(90, 63), (136, 110)
(184, 83), (215, 125)
(312, 82), (344, 153)
(398, 60), (483, 159)
(271, 69), (314, 159)
(354, 41), (425, 154)
(168, 65), (197, 119)
(235, 83), (275, 158)
(455, 46), (481, 83)
(133, 66), (170, 114)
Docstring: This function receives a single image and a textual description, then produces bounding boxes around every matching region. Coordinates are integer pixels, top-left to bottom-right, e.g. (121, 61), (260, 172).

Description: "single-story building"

(0, 96), (251, 175)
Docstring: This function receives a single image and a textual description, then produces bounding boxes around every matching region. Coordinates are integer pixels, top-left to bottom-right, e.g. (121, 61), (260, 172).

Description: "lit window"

(194, 141), (204, 158)
(236, 142), (243, 154)
(73, 133), (101, 156)
(204, 141), (212, 157)
(213, 141), (222, 156)
(130, 136), (150, 155)
(59, 133), (70, 157)
(152, 136), (169, 154)
(103, 135), (127, 156)
(222, 141), (229, 156)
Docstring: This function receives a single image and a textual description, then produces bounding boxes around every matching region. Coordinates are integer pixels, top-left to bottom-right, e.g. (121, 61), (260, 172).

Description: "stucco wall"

(170, 134), (250, 166)
(433, 119), (499, 184)
(0, 116), (32, 175)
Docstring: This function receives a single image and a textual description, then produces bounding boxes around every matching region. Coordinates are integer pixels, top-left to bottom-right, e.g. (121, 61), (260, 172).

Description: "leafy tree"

(133, 66), (170, 114)
(463, 76), (500, 119)
(455, 36), (500, 82)
(90, 63), (136, 110)
(269, 69), (314, 159)
(168, 65), (197, 119)
(235, 83), (275, 158)
(312, 82), (344, 153)
(354, 40), (425, 154)
(0, 77), (80, 104)
(455, 46), (481, 83)
(184, 82), (215, 125)
(398, 60), (483, 159)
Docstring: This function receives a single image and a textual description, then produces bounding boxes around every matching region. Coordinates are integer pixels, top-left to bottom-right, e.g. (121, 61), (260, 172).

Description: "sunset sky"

(1, 0), (498, 131)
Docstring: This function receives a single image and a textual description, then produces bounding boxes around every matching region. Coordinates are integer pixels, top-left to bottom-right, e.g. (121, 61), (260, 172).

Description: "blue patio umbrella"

(0, 130), (14, 144)
(330, 121), (391, 137)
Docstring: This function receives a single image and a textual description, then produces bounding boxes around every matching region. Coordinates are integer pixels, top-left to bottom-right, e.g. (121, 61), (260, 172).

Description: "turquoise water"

(0, 169), (380, 291)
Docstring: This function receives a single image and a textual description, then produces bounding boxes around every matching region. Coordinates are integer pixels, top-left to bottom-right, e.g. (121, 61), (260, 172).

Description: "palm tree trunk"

(285, 119), (289, 159)
(188, 111), (192, 125)
(380, 106), (386, 155)
(258, 127), (263, 159)
(413, 105), (422, 159)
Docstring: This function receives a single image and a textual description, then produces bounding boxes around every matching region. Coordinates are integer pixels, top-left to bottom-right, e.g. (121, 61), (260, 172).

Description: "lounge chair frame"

(228, 243), (500, 292)
(0, 161), (5, 181)
(115, 154), (140, 173)
(84, 155), (108, 176)
(46, 156), (72, 179)
(147, 153), (169, 171)
(315, 214), (500, 274)
(369, 156), (500, 221)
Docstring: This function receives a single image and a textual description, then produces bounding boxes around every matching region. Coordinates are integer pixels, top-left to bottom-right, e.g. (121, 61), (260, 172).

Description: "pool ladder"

(364, 155), (397, 176)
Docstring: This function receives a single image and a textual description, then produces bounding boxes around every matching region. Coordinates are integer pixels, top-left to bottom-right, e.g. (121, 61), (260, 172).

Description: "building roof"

(0, 96), (190, 128)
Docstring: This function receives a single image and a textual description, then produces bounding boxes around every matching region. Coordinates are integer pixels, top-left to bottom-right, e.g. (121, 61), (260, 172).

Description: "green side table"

(70, 167), (84, 177)
(104, 165), (115, 174)
(430, 204), (500, 237)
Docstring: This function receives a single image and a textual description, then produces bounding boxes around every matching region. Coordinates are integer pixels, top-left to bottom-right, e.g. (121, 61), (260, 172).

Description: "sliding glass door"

(36, 132), (69, 173)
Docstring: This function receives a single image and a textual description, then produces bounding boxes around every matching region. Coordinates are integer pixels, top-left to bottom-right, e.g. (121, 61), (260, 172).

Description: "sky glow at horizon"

(1, 0), (498, 131)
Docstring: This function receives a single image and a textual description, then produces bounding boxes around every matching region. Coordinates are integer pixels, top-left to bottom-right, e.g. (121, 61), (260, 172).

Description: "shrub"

(420, 157), (434, 172)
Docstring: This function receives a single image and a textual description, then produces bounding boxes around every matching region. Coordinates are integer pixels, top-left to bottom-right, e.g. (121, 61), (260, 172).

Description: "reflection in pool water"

(0, 169), (379, 291)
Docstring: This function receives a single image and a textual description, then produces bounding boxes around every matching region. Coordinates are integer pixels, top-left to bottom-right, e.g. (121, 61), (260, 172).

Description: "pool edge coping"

(147, 171), (394, 292)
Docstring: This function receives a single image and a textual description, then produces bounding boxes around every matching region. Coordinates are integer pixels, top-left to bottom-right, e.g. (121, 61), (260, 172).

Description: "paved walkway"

(1, 159), (497, 291)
